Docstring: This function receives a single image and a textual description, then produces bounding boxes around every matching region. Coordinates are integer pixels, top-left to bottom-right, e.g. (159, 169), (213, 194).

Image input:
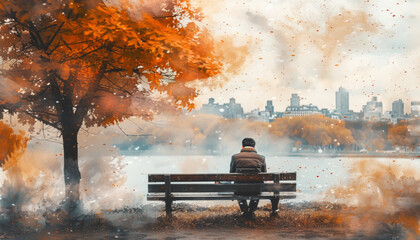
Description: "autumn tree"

(0, 0), (223, 212)
(388, 122), (419, 150)
(269, 115), (355, 149)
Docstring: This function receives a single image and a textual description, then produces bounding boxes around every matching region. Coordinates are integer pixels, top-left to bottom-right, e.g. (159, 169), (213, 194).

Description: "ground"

(0, 203), (410, 239)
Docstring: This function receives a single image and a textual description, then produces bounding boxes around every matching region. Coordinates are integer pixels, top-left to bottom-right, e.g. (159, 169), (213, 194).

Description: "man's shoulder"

(233, 151), (264, 158)
(256, 153), (265, 161)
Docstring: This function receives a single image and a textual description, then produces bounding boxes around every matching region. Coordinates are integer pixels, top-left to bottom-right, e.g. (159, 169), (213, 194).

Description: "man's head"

(242, 138), (256, 148)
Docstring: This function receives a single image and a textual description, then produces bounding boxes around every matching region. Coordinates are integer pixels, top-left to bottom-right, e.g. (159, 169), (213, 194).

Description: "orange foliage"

(326, 159), (420, 239)
(388, 123), (419, 150)
(0, 0), (223, 130)
(0, 121), (28, 170)
(0, 0), (226, 202)
(270, 115), (355, 148)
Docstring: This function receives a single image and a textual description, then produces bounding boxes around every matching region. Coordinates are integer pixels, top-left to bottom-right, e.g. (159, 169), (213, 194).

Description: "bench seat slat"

(148, 183), (296, 193)
(147, 193), (297, 201)
(148, 173), (296, 182)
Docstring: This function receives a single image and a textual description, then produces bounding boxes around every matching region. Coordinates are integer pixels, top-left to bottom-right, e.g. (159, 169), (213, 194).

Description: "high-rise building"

(391, 99), (404, 118)
(362, 96), (383, 120)
(411, 101), (420, 118)
(335, 87), (349, 114)
(290, 93), (300, 107)
(265, 100), (274, 117)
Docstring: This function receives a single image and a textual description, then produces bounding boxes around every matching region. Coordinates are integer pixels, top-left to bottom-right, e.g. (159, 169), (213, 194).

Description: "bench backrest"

(148, 173), (296, 195)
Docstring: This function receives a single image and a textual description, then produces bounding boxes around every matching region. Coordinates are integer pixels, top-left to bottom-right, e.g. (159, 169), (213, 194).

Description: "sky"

(190, 0), (420, 113)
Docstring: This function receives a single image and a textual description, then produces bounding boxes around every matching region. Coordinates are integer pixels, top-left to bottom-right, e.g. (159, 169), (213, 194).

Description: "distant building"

(247, 100), (276, 122)
(200, 98), (225, 116)
(383, 111), (392, 120)
(222, 98), (244, 119)
(351, 111), (363, 120)
(265, 100), (274, 117)
(320, 108), (331, 117)
(362, 96), (383, 121)
(391, 99), (404, 118)
(260, 110), (272, 122)
(245, 109), (266, 121)
(284, 105), (320, 117)
(330, 110), (361, 121)
(200, 98), (243, 118)
(290, 93), (300, 107)
(284, 94), (320, 117)
(335, 87), (349, 114)
(411, 101), (420, 118)
(275, 112), (284, 118)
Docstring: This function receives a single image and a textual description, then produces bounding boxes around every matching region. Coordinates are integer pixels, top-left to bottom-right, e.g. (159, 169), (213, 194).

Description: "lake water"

(1, 154), (418, 210)
(121, 155), (420, 204)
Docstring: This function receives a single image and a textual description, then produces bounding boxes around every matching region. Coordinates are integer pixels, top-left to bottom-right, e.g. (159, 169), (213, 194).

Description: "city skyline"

(191, 0), (420, 115)
(199, 89), (418, 117)
(196, 84), (417, 114)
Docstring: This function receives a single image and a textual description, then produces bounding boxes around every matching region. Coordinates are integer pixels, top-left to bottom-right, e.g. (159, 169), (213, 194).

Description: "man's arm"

(229, 155), (236, 173)
(261, 156), (267, 172)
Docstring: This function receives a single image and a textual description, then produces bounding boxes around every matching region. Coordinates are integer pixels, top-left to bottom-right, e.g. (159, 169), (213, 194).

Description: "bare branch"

(28, 21), (46, 49)
(45, 22), (65, 51)
(38, 23), (58, 32)
(101, 75), (133, 95)
(116, 124), (152, 137)
(127, 118), (144, 131)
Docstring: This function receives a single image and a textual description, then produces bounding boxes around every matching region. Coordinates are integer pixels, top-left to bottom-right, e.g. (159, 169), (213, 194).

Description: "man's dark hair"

(242, 138), (256, 147)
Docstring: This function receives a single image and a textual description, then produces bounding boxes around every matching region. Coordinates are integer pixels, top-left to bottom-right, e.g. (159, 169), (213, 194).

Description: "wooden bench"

(147, 173), (297, 217)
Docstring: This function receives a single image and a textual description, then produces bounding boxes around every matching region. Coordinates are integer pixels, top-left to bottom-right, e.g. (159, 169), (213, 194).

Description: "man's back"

(230, 147), (266, 173)
(230, 138), (266, 214)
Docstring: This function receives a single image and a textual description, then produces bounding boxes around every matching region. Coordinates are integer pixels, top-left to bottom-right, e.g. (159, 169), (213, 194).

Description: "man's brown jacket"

(230, 147), (267, 173)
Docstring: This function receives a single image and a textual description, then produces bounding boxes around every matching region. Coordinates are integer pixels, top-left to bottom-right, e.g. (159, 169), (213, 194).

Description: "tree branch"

(45, 22), (65, 51)
(153, 14), (178, 19)
(116, 124), (151, 137)
(59, 43), (105, 63)
(22, 110), (59, 129)
(28, 21), (46, 49)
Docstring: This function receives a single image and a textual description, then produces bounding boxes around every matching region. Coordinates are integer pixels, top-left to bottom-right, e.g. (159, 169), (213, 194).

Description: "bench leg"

(248, 199), (259, 212)
(165, 200), (173, 218)
(270, 197), (280, 215)
(238, 200), (248, 212)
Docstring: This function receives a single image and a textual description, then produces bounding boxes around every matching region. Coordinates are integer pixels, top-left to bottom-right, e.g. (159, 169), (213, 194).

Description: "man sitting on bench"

(230, 137), (267, 216)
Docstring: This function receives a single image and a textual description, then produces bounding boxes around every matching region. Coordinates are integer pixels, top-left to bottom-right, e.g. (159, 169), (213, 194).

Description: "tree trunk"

(62, 129), (81, 214)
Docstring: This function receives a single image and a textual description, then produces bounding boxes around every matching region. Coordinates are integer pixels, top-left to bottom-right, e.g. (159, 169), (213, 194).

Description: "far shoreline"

(118, 151), (420, 159)
(281, 152), (420, 159)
